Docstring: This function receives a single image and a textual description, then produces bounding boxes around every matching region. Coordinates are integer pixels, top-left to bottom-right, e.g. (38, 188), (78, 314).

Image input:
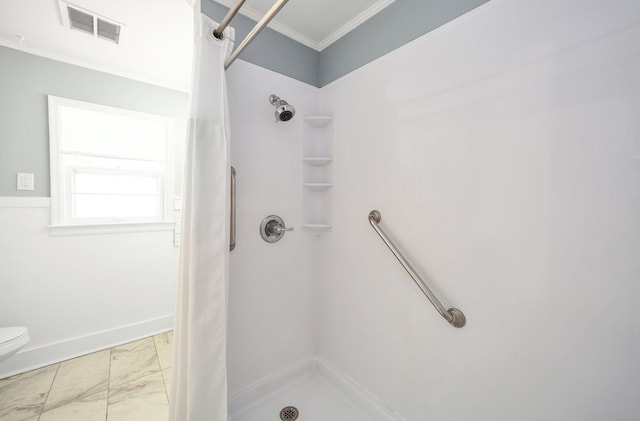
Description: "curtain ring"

(211, 28), (224, 41)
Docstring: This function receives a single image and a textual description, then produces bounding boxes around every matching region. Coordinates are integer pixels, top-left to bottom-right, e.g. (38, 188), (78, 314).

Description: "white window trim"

(48, 95), (175, 234)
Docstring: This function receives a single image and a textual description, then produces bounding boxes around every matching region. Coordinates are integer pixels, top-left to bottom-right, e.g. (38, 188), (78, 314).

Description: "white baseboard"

(0, 314), (173, 379)
(228, 354), (405, 421)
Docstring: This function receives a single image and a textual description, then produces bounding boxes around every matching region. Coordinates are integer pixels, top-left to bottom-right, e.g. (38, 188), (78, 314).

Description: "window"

(48, 96), (174, 229)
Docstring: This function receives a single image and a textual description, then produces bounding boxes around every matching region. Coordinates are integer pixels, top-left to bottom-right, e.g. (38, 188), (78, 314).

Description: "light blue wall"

(0, 46), (188, 197)
(319, 0), (490, 86)
(202, 0), (489, 87)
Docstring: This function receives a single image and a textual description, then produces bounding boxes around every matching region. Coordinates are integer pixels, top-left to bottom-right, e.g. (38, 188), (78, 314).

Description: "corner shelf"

(303, 157), (332, 166)
(301, 224), (332, 231)
(303, 183), (332, 191)
(303, 116), (333, 128)
(302, 115), (334, 232)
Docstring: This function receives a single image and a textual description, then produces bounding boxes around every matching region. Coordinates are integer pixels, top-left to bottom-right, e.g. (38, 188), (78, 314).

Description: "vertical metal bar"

(224, 0), (290, 70)
(213, 0), (247, 39)
(230, 166), (236, 251)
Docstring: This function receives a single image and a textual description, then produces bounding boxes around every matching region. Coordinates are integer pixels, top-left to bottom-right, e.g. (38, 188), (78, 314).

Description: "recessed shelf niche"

(302, 115), (333, 231)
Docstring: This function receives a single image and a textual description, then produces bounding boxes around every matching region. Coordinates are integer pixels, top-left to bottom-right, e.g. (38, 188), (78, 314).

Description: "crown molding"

(318, 0), (394, 50)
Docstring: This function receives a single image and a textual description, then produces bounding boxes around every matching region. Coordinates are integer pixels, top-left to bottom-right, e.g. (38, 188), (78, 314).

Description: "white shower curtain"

(169, 12), (235, 421)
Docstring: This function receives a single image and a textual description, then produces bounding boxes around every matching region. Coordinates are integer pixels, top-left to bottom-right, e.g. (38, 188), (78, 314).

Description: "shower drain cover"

(279, 406), (299, 420)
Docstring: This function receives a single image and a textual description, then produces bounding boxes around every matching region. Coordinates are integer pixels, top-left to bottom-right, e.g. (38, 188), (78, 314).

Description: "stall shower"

(219, 0), (640, 419)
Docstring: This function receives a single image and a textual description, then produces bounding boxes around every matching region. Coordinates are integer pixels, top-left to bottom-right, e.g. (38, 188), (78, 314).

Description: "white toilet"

(0, 327), (29, 364)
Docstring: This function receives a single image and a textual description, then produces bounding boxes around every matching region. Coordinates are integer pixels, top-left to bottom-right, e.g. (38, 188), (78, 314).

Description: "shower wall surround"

(318, 0), (640, 419)
(205, 0), (640, 418)
(224, 61), (321, 393)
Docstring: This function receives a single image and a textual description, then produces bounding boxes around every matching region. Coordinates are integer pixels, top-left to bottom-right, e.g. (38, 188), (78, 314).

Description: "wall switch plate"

(17, 173), (35, 191)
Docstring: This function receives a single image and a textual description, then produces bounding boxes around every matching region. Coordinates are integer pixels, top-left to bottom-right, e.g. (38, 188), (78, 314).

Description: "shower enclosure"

(201, 0), (640, 419)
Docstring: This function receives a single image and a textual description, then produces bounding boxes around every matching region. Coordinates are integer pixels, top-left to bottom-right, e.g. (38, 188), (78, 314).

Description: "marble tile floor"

(0, 331), (173, 421)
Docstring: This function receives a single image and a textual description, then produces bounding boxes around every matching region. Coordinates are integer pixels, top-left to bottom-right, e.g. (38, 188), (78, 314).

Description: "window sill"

(48, 221), (176, 236)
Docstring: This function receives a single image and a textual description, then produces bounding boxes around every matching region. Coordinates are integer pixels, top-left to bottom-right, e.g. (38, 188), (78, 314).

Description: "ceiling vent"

(59, 1), (123, 44)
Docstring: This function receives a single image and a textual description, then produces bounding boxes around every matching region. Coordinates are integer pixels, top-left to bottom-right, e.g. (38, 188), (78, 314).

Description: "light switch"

(17, 173), (35, 191)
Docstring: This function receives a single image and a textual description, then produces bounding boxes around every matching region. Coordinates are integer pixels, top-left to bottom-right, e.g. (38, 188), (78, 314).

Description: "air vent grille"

(97, 19), (120, 43)
(67, 7), (94, 35)
(60, 1), (122, 44)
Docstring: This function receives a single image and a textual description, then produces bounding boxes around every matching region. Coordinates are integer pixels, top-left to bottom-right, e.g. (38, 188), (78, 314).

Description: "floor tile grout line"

(152, 334), (170, 403)
(108, 337), (164, 390)
(105, 346), (113, 421)
(37, 362), (61, 420)
(160, 369), (170, 403)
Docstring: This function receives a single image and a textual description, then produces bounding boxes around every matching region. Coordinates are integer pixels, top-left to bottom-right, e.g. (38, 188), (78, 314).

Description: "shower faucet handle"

(260, 215), (293, 243)
(274, 225), (293, 233)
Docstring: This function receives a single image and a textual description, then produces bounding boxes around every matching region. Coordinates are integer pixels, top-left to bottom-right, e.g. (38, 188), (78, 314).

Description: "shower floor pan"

(228, 356), (403, 421)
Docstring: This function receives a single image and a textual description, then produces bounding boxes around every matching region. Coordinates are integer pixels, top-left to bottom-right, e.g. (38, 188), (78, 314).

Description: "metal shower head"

(269, 94), (295, 122)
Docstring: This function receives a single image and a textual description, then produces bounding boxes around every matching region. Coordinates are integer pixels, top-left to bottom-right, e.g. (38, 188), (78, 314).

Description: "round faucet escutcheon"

(260, 215), (293, 243)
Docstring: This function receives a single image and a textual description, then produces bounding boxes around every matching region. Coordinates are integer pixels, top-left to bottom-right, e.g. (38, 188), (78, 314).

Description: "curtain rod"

(211, 0), (290, 70)
(212, 0), (246, 39)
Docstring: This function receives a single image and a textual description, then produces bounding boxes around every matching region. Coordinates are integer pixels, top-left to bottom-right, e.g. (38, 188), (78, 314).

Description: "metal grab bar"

(230, 166), (236, 251)
(368, 210), (466, 328)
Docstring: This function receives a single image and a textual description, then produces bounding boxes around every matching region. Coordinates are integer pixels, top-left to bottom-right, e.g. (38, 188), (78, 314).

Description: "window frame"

(66, 166), (165, 225)
(48, 95), (175, 233)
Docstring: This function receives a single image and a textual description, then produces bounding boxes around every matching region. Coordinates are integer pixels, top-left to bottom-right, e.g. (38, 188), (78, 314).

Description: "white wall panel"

(318, 0), (640, 419)
(225, 60), (320, 393)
